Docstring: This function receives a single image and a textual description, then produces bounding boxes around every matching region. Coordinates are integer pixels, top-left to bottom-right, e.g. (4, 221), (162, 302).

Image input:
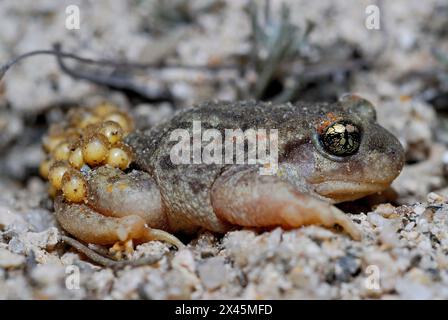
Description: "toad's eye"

(320, 121), (361, 157)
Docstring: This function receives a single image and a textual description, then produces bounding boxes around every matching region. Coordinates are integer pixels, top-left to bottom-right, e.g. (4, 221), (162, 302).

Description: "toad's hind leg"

(54, 166), (185, 249)
(86, 166), (167, 229)
(211, 167), (361, 240)
(54, 196), (184, 248)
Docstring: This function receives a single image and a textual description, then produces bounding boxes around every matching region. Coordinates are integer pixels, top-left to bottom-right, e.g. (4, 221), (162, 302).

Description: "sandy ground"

(1, 0), (448, 299)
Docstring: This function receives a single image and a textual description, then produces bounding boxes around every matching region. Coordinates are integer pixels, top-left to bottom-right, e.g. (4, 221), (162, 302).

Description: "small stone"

(332, 255), (361, 282)
(20, 227), (60, 251)
(4, 220), (30, 238)
(416, 218), (430, 233)
(164, 270), (194, 299)
(8, 237), (25, 254)
(0, 248), (25, 268)
(405, 231), (420, 241)
(442, 151), (448, 164)
(23, 209), (56, 232)
(405, 222), (416, 232)
(85, 269), (115, 297)
(198, 257), (227, 290)
(132, 241), (169, 260)
(172, 249), (196, 273)
(367, 212), (390, 228)
(110, 268), (148, 299)
(395, 279), (433, 299)
(413, 204), (426, 216)
(31, 264), (61, 282)
(375, 203), (396, 218)
(427, 192), (445, 204)
(379, 224), (401, 247)
(417, 239), (432, 251)
(0, 206), (25, 230)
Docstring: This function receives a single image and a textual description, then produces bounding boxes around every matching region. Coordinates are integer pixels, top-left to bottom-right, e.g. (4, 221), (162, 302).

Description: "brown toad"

(44, 95), (404, 255)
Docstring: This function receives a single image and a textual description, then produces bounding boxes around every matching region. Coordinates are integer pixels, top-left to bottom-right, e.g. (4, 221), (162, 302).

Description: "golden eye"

(320, 121), (361, 157)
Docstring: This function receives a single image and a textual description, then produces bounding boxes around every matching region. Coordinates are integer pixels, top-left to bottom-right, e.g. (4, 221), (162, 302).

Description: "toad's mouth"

(313, 180), (390, 203)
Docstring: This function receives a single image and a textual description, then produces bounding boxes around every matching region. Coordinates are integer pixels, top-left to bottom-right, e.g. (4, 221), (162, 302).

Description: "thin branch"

(61, 235), (163, 269)
(53, 44), (173, 102)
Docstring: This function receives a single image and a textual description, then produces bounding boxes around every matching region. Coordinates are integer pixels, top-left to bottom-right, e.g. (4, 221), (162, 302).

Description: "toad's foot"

(211, 167), (362, 240)
(109, 239), (134, 260)
(109, 232), (186, 260)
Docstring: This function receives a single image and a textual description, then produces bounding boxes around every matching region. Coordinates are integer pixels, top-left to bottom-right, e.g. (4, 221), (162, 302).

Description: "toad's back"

(125, 100), (336, 233)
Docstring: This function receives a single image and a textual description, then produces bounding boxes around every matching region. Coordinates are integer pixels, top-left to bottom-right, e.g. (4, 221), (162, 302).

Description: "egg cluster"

(40, 102), (134, 203)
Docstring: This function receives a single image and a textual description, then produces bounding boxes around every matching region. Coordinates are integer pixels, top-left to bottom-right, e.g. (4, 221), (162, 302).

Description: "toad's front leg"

(211, 167), (362, 240)
(54, 166), (184, 248)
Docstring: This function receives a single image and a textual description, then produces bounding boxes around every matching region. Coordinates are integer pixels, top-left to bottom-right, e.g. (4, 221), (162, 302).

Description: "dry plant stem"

(0, 44), (239, 103)
(52, 43), (173, 102)
(61, 235), (163, 269)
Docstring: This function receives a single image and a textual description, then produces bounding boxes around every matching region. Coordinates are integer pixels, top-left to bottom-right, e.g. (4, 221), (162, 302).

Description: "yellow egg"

(42, 135), (65, 154)
(103, 112), (133, 132)
(39, 158), (54, 179)
(82, 134), (110, 166)
(93, 102), (118, 117)
(42, 123), (70, 153)
(53, 141), (71, 161)
(78, 115), (101, 129)
(69, 147), (84, 169)
(68, 109), (100, 129)
(48, 184), (57, 199)
(107, 146), (132, 170)
(48, 161), (70, 190)
(100, 121), (124, 145)
(61, 171), (87, 203)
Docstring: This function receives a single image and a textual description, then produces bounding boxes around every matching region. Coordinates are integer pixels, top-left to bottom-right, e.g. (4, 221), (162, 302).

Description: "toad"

(40, 95), (404, 265)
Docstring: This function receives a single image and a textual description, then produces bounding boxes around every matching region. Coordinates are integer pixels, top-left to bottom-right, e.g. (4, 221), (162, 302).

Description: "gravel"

(1, 0), (448, 299)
